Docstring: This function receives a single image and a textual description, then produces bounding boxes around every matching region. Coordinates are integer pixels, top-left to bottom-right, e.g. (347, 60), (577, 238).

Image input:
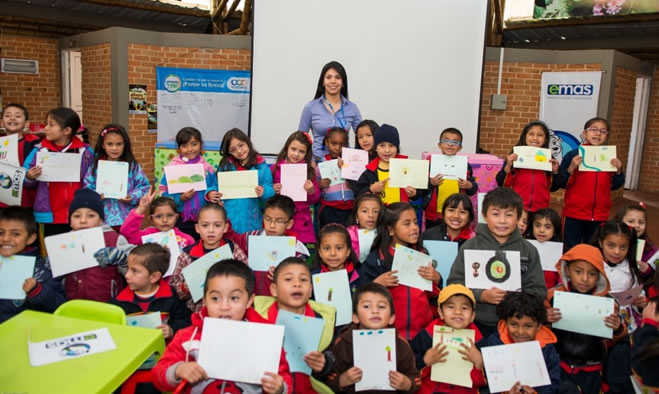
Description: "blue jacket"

(0, 247), (67, 323)
(217, 156), (274, 233)
(83, 161), (151, 226)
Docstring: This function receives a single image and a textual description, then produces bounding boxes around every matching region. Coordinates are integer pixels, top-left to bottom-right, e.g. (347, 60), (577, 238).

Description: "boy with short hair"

(0, 206), (65, 323)
(111, 243), (191, 340)
(482, 292), (560, 394)
(447, 187), (546, 339)
(252, 257), (336, 393)
(152, 260), (293, 393)
(423, 128), (478, 228)
(325, 282), (419, 393)
(410, 284), (485, 393)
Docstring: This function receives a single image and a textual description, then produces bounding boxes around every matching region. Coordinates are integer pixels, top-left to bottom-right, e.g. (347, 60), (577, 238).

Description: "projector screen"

(250, 0), (488, 158)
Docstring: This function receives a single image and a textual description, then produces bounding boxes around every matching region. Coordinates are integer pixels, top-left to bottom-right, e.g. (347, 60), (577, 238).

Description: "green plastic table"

(0, 310), (165, 394)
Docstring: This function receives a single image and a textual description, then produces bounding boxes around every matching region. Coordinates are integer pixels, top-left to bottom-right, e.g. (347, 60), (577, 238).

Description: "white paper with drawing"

(481, 340), (551, 393)
(429, 154), (468, 180)
(389, 158), (429, 189)
(247, 235), (296, 271)
(578, 145), (617, 172)
(280, 163), (308, 202)
(464, 250), (521, 291)
(164, 163), (207, 194)
(45, 227), (105, 277)
(275, 310), (325, 374)
(0, 162), (25, 206)
(357, 229), (376, 262)
(636, 239), (645, 262)
(611, 285), (643, 307)
(513, 146), (552, 171)
(353, 328), (396, 391)
(391, 244), (433, 291)
(0, 255), (36, 299)
(96, 160), (129, 199)
(36, 151), (82, 182)
(431, 326), (475, 387)
(341, 148), (369, 181)
(182, 244), (233, 302)
(528, 240), (563, 272)
(198, 318), (284, 384)
(141, 230), (180, 277)
(126, 312), (162, 329)
(318, 159), (344, 186)
(218, 170), (258, 199)
(0, 134), (19, 166)
(552, 291), (614, 338)
(313, 269), (352, 326)
(28, 327), (116, 367)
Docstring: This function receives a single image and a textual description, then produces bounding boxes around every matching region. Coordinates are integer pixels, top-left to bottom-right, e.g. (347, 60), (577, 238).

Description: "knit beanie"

(374, 124), (400, 151)
(69, 189), (105, 221)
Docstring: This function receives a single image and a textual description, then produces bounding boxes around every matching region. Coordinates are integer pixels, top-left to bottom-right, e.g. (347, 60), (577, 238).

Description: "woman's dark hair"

(313, 61), (349, 100)
(442, 194), (475, 227)
(529, 208), (562, 242)
(276, 131), (315, 180)
(219, 128), (260, 170)
(92, 124), (137, 172)
(47, 107), (88, 144)
(149, 197), (178, 215)
(312, 223), (361, 272)
(372, 202), (422, 270)
(175, 127), (204, 148)
(591, 220), (641, 285)
(496, 292), (547, 325)
(515, 120), (550, 149)
(348, 193), (384, 227)
(204, 259), (255, 296)
(355, 119), (379, 151)
(2, 103), (29, 120)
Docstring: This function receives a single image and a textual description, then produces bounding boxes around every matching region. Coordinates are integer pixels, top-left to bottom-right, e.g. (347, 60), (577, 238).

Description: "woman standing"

(299, 61), (363, 161)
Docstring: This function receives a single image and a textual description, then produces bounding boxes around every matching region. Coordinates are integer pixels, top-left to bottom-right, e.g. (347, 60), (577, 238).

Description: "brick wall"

(127, 44), (251, 180)
(0, 35), (61, 123)
(639, 66), (659, 193)
(609, 67), (637, 200)
(80, 43), (112, 146)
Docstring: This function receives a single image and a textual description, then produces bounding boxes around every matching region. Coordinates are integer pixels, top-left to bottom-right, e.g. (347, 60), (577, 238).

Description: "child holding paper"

(527, 208), (563, 290)
(423, 128), (478, 228)
(170, 204), (247, 312)
(410, 284), (486, 394)
(355, 120), (378, 160)
(312, 224), (362, 293)
(159, 127), (219, 240)
(495, 121), (560, 213)
(253, 257), (336, 393)
(556, 117), (625, 250)
(545, 244), (627, 394)
(120, 189), (194, 249)
(272, 131), (320, 243)
(354, 124), (419, 206)
(447, 187), (546, 339)
(361, 202), (440, 340)
(317, 127), (354, 227)
(23, 107), (94, 237)
(422, 194), (475, 247)
(217, 128), (274, 233)
(152, 260), (293, 393)
(481, 292), (560, 394)
(111, 243), (190, 340)
(83, 124), (150, 230)
(324, 282), (419, 393)
(0, 104), (40, 208)
(0, 207), (65, 323)
(347, 194), (383, 262)
(64, 189), (131, 302)
(616, 203), (656, 280)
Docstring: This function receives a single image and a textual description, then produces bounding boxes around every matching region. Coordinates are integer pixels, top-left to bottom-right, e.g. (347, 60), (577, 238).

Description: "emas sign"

(547, 84), (594, 96)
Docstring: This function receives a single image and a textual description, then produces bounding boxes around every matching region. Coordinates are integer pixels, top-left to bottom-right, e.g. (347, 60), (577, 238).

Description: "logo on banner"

(547, 84), (594, 96)
(164, 74), (182, 93)
(227, 77), (250, 92)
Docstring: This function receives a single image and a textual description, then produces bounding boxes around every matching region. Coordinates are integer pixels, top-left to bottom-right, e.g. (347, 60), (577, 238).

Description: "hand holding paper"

(341, 148), (369, 181)
(389, 158), (429, 189)
(280, 163), (307, 202)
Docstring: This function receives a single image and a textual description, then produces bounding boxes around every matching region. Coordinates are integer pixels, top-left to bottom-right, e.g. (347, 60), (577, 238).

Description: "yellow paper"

(218, 170), (258, 199)
(430, 326), (475, 388)
(578, 145), (617, 172)
(513, 146), (552, 171)
(389, 158), (429, 189)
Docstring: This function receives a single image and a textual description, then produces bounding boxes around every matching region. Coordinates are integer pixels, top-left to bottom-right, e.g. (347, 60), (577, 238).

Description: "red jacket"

(498, 168), (556, 212)
(152, 306), (293, 394)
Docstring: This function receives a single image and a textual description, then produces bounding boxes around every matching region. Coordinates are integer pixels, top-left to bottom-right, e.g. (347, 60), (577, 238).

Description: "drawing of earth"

(0, 172), (12, 189)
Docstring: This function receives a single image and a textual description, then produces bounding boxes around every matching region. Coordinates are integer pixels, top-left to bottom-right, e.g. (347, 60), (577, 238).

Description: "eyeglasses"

(585, 127), (609, 135)
(440, 139), (462, 146)
(150, 213), (178, 221)
(263, 216), (289, 226)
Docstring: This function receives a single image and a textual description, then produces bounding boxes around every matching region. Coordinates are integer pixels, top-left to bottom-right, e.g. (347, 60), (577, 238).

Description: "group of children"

(1, 101), (658, 394)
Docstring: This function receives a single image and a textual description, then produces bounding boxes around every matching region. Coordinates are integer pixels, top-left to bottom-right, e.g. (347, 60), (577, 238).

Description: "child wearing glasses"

(556, 117), (625, 250)
(423, 128), (478, 229)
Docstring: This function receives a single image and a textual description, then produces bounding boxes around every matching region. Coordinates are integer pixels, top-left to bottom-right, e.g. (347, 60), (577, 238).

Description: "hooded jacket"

(495, 166), (560, 213)
(545, 244), (627, 368)
(151, 306), (293, 394)
(325, 323), (420, 394)
(353, 155), (413, 204)
(252, 296), (336, 394)
(447, 223), (547, 326)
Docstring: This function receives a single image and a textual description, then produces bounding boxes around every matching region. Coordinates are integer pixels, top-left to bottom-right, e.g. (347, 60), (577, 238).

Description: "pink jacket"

(119, 209), (194, 249)
(271, 160), (320, 243)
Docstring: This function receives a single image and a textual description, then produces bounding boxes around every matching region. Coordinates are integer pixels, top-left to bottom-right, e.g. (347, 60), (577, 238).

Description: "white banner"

(540, 71), (602, 161)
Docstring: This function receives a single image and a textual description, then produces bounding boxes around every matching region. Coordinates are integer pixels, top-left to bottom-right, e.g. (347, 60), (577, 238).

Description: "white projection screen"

(250, 0), (488, 157)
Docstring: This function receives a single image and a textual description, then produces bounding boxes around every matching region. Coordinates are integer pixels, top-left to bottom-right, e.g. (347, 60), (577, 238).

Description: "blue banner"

(156, 67), (250, 94)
